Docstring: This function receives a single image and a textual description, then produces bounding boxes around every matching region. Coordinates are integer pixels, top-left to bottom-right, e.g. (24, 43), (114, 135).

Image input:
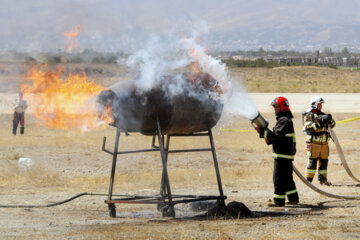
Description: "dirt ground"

(0, 66), (360, 239)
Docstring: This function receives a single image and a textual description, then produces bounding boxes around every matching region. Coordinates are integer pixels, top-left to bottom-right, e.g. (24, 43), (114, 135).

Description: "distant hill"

(205, 22), (360, 52)
(1, 0), (360, 52)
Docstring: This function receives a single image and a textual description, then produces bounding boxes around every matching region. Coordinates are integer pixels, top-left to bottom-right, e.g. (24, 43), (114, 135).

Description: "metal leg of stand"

(156, 119), (175, 217)
(160, 135), (170, 196)
(151, 135), (157, 148)
(107, 127), (121, 217)
(157, 135), (170, 213)
(208, 129), (225, 205)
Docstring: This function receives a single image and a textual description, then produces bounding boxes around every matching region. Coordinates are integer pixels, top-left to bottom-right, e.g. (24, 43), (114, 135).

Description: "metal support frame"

(102, 119), (226, 218)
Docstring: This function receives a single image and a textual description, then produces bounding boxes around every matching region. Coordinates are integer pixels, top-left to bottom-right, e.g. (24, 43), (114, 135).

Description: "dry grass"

(0, 161), (65, 188)
(230, 66), (360, 93)
(3, 63), (360, 93)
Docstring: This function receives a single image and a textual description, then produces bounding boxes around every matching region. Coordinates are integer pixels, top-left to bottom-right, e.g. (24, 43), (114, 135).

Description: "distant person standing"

(303, 96), (336, 186)
(12, 92), (27, 135)
(255, 96), (299, 207)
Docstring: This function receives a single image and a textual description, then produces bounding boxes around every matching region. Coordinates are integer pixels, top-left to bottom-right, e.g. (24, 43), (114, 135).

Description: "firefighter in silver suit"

(12, 92), (28, 135)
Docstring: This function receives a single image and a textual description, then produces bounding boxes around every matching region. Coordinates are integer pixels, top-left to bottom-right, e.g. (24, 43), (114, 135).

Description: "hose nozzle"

(251, 112), (269, 129)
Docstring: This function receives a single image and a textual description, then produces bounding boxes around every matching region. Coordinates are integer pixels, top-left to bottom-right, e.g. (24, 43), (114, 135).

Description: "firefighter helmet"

(271, 96), (290, 112)
(309, 96), (325, 110)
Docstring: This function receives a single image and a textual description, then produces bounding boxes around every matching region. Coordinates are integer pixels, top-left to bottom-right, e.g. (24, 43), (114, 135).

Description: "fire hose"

(329, 127), (360, 183)
(292, 164), (360, 200)
(0, 193), (123, 208)
(292, 127), (360, 200)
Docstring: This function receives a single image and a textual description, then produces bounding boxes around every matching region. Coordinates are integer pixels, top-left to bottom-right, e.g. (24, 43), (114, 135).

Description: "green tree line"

(222, 57), (304, 68)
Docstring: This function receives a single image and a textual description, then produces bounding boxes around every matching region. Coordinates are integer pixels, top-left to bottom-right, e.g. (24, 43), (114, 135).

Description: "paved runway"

(249, 93), (360, 113)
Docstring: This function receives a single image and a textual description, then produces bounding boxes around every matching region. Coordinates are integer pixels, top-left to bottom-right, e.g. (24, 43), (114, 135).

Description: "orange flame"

(189, 48), (201, 73)
(63, 25), (83, 51)
(189, 47), (228, 95)
(21, 65), (112, 131)
(63, 25), (83, 39)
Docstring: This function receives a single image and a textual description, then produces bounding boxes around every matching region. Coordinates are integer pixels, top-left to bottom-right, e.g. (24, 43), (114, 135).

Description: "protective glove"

(258, 127), (265, 138)
(327, 114), (332, 121)
(328, 114), (335, 128)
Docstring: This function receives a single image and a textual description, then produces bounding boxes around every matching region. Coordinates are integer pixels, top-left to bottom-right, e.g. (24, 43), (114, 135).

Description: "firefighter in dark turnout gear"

(255, 96), (299, 207)
(303, 96), (335, 186)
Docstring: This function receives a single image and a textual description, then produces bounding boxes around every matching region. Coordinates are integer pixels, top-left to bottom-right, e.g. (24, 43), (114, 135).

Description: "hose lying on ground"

(329, 127), (360, 183)
(292, 163), (360, 200)
(0, 193), (111, 208)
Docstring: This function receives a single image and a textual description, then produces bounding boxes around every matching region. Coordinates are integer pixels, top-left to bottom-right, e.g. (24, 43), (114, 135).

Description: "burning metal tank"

(97, 72), (224, 135)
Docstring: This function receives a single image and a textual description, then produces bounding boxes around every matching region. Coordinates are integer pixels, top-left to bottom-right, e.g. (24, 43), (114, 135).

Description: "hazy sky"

(1, 0), (360, 52)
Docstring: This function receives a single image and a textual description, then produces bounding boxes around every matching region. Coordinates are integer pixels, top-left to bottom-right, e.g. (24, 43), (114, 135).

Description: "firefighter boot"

(12, 120), (18, 135)
(306, 177), (313, 183)
(20, 126), (24, 135)
(318, 159), (330, 185)
(286, 200), (299, 205)
(267, 198), (285, 207)
(319, 175), (332, 186)
(320, 178), (332, 186)
(267, 201), (284, 207)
